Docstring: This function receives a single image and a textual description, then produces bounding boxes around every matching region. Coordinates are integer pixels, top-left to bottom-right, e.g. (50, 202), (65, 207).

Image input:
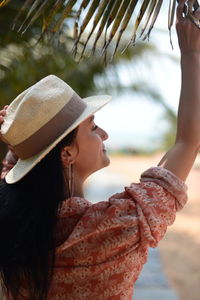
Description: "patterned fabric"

(1, 152), (188, 300)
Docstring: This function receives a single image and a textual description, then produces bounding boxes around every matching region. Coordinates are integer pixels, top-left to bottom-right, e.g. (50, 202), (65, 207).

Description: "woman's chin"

(91, 153), (110, 173)
(103, 154), (110, 167)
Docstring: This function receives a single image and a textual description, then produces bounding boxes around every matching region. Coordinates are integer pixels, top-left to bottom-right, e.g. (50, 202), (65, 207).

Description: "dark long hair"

(0, 128), (78, 300)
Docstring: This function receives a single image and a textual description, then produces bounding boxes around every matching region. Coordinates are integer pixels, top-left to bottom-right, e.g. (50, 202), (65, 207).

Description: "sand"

(109, 153), (200, 300)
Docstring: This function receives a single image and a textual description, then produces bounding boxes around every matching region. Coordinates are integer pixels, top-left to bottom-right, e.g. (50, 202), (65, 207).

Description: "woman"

(0, 1), (200, 299)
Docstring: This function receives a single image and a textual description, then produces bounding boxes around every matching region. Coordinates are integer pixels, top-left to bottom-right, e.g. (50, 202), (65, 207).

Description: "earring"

(67, 163), (74, 198)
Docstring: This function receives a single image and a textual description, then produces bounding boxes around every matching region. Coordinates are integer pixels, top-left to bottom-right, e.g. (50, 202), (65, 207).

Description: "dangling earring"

(67, 163), (74, 198)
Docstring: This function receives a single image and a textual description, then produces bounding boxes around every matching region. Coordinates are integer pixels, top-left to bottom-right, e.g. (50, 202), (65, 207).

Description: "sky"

(93, 3), (182, 151)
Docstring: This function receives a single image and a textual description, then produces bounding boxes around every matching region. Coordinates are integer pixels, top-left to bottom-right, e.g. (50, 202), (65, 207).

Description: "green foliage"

(0, 0), (179, 162)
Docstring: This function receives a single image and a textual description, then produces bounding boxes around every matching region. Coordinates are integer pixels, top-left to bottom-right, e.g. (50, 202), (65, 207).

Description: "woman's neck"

(68, 168), (85, 198)
(73, 184), (84, 198)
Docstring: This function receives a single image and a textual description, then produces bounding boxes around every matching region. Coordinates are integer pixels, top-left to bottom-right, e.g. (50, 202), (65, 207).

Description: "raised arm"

(158, 0), (200, 181)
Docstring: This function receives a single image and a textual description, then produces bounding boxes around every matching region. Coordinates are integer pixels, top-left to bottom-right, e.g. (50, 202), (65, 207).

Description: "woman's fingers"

(177, 0), (200, 20)
(176, 0), (200, 55)
(0, 105), (8, 124)
(0, 109), (6, 117)
(188, 0), (196, 13)
(177, 0), (200, 26)
(177, 0), (187, 22)
(1, 110), (6, 116)
(194, 7), (200, 19)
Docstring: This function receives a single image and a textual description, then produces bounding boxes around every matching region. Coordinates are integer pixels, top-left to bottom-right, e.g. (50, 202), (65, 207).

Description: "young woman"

(0, 1), (200, 299)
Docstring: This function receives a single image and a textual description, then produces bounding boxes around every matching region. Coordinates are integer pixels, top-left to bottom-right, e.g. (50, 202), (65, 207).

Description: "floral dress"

(1, 151), (187, 300)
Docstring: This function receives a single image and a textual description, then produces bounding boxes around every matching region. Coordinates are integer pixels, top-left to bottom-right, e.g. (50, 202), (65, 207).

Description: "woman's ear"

(60, 147), (74, 168)
(61, 144), (79, 168)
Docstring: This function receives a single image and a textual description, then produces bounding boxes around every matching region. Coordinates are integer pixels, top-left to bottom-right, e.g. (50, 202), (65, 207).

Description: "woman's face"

(72, 114), (110, 180)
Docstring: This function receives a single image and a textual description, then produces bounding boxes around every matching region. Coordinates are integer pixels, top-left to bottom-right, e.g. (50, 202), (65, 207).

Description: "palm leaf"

(168, 0), (176, 31)
(122, 0), (150, 53)
(140, 0), (157, 38)
(104, 0), (123, 32)
(2, 0), (200, 61)
(101, 0), (121, 54)
(101, 0), (128, 61)
(79, 0), (109, 59)
(102, 0), (130, 54)
(17, 0), (42, 33)
(0, 0), (11, 8)
(52, 0), (78, 33)
(73, 0), (91, 40)
(142, 0), (163, 41)
(168, 0), (176, 48)
(42, 0), (63, 33)
(21, 0), (50, 35)
(12, 0), (34, 30)
(92, 0), (116, 54)
(72, 0), (101, 56)
(112, 0), (139, 59)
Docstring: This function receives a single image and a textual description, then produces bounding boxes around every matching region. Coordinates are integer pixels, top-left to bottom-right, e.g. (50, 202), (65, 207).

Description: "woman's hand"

(0, 105), (8, 125)
(176, 0), (200, 56)
(0, 105), (19, 179)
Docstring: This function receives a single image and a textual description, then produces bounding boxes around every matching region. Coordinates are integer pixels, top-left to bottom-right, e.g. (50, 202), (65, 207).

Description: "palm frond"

(42, 0), (64, 34)
(122, 0), (150, 53)
(78, 0), (108, 59)
(104, 0), (123, 37)
(73, 0), (91, 40)
(92, 0), (116, 54)
(168, 0), (176, 31)
(12, 0), (33, 30)
(102, 0), (130, 54)
(140, 0), (157, 38)
(168, 0), (176, 48)
(111, 0), (139, 59)
(52, 0), (78, 33)
(2, 0), (200, 61)
(15, 0), (42, 32)
(142, 0), (163, 41)
(97, 0), (122, 61)
(21, 0), (50, 34)
(73, 0), (101, 56)
(0, 0), (11, 8)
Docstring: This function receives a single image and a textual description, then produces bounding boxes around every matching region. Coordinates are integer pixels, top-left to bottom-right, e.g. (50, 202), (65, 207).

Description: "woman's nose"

(99, 127), (109, 140)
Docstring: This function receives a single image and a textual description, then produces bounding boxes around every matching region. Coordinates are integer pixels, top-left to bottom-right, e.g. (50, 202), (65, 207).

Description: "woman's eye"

(92, 125), (98, 131)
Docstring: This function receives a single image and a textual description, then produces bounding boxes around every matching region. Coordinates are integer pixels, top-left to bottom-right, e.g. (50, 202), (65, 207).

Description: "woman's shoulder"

(59, 196), (92, 217)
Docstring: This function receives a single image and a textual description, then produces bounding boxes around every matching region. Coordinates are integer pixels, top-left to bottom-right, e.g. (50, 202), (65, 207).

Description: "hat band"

(12, 94), (86, 159)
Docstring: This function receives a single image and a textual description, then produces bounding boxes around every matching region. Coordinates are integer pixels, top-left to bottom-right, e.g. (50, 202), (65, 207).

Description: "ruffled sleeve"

(122, 166), (188, 247)
(57, 167), (188, 265)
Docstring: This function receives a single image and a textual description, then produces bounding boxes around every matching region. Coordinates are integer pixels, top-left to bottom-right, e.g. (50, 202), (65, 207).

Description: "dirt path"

(108, 153), (200, 300)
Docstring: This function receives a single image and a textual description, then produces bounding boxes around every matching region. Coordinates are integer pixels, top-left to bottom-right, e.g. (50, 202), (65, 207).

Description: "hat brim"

(5, 95), (111, 184)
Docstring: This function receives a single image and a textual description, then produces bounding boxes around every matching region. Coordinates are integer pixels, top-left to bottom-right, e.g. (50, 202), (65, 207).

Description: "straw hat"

(0, 75), (111, 184)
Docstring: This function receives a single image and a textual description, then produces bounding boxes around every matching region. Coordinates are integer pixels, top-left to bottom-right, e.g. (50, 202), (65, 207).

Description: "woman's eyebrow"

(89, 115), (95, 123)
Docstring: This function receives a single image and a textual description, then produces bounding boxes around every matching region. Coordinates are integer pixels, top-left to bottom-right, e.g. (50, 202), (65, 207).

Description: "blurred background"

(0, 1), (200, 300)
